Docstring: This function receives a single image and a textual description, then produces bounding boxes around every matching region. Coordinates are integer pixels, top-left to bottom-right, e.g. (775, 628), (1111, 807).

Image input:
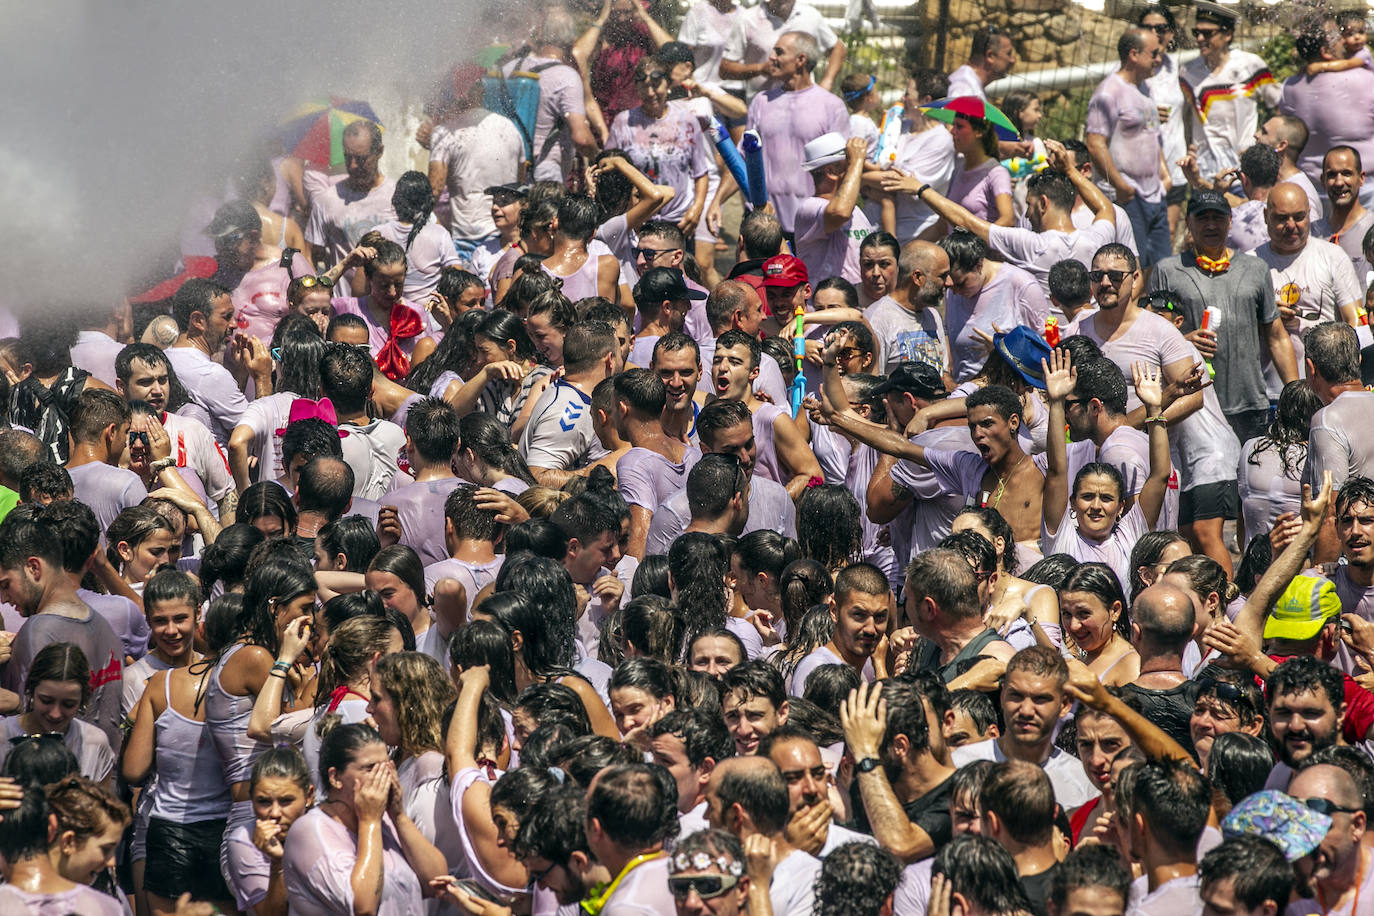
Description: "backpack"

(483, 57), (564, 169)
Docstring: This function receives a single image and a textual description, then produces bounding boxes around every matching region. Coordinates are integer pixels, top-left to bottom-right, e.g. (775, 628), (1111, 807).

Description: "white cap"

(800, 132), (848, 171)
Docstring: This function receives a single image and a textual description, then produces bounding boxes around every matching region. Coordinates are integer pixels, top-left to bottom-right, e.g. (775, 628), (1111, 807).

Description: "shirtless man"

(824, 383), (1044, 543)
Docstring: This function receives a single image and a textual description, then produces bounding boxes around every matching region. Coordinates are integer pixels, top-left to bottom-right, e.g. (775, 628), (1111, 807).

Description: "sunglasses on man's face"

(1088, 269), (1132, 285)
(1300, 797), (1363, 816)
(635, 71), (667, 85)
(668, 875), (741, 900)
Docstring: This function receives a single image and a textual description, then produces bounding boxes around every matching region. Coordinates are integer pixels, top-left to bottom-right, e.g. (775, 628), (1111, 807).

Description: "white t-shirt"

(945, 262), (1049, 381)
(886, 125), (955, 240)
(723, 2), (838, 96)
(339, 418), (405, 501)
(679, 0), (742, 87)
(1180, 49), (1279, 178)
(429, 109), (524, 240)
(1042, 500), (1149, 589)
(518, 379), (611, 471)
(162, 409), (233, 505)
(946, 64), (986, 100)
(789, 645), (874, 695)
(950, 738), (1100, 809)
(987, 220), (1119, 297)
(770, 849), (824, 916)
(304, 176), (398, 297)
(793, 195), (873, 285)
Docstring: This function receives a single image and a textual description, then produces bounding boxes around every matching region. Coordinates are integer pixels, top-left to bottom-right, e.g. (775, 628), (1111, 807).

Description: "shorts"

(722, 88), (748, 129)
(1179, 480), (1240, 525)
(144, 817), (231, 900)
(1166, 184), (1188, 206)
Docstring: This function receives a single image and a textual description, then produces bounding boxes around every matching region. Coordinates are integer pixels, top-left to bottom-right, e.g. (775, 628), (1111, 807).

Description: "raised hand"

(1301, 471), (1334, 532)
(1042, 348), (1076, 403)
(1132, 361), (1163, 411)
(840, 682), (886, 760)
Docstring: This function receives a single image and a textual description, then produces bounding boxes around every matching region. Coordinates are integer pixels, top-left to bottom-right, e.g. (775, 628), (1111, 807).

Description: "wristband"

(150, 456), (176, 473)
(1144, 415), (1168, 425)
(915, 183), (931, 198)
(271, 660), (292, 675)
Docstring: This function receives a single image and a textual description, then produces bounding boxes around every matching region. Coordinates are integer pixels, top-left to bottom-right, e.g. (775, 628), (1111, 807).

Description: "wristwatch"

(856, 757), (881, 774)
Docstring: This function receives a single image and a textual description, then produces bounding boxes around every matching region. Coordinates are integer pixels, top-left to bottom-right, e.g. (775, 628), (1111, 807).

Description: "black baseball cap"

(634, 267), (707, 304)
(484, 182), (529, 198)
(872, 361), (947, 399)
(205, 200), (262, 238)
(1187, 189), (1231, 217)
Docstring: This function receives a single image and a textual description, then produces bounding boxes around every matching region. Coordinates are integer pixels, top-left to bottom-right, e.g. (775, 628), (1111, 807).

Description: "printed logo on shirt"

(90, 652), (122, 690)
(560, 402), (585, 432)
(892, 330), (946, 372)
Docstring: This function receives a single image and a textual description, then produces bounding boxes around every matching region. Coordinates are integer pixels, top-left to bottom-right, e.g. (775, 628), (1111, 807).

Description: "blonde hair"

(374, 652), (457, 758)
(315, 615), (397, 709)
(516, 486), (570, 518)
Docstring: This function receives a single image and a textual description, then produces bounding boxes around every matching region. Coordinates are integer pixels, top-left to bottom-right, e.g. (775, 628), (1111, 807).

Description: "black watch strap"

(856, 757), (881, 774)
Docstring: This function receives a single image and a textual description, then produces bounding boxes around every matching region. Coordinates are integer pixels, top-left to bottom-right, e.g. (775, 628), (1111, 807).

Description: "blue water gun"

(740, 129), (769, 211)
(708, 118), (750, 200)
(790, 304), (806, 418)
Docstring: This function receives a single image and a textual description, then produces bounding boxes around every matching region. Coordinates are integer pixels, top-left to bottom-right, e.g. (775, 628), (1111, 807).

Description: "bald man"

(1251, 181), (1363, 402)
(893, 138), (1117, 297)
(862, 240), (952, 375)
(1286, 764), (1370, 914)
(1120, 584), (1197, 753)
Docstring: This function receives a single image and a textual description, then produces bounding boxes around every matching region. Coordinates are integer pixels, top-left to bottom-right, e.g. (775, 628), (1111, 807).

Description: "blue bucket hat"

(993, 326), (1051, 390)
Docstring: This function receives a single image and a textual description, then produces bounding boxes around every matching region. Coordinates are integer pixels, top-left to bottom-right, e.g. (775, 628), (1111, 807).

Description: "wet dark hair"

(618, 595), (684, 664)
(669, 532), (731, 636)
(316, 516), (381, 573)
(317, 722), (385, 791)
(1199, 836), (1293, 915)
(237, 558), (316, 656)
(450, 619), (519, 704)
(778, 558), (832, 642)
(802, 665), (861, 718)
(630, 554), (671, 599)
(250, 745), (311, 793)
(954, 506), (1017, 573)
(1126, 530), (1189, 599)
(198, 523), (266, 600)
(367, 545), (429, 609)
(933, 834), (1034, 915)
(816, 842), (903, 916)
(406, 307), (486, 394)
(392, 170), (435, 251)
(1060, 562), (1129, 638)
(797, 485), (862, 572)
(491, 554), (579, 672)
(1, 735), (79, 786)
(1047, 844), (1132, 913)
(505, 516), (569, 559)
(686, 626), (747, 671)
(1249, 380), (1323, 477)
(236, 482), (298, 535)
(1021, 552), (1079, 589)
(0, 783), (52, 861)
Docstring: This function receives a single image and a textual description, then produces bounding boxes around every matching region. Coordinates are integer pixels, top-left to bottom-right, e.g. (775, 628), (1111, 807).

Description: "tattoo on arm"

(891, 481), (912, 501)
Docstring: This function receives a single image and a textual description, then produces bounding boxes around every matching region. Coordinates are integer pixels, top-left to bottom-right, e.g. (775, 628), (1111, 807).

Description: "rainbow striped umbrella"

(277, 97), (382, 168)
(921, 96), (1021, 142)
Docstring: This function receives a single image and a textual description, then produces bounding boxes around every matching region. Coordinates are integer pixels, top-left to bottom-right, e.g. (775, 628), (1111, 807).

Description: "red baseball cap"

(761, 254), (809, 288)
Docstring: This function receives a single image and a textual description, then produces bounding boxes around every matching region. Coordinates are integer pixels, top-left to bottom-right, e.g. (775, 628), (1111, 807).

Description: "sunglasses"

(668, 875), (741, 900)
(297, 275), (335, 290)
(1146, 23), (1172, 34)
(1195, 677), (1247, 706)
(8, 732), (64, 746)
(1088, 269), (1133, 284)
(633, 246), (679, 260)
(635, 70), (668, 85)
(1193, 27), (1224, 38)
(1300, 797), (1363, 816)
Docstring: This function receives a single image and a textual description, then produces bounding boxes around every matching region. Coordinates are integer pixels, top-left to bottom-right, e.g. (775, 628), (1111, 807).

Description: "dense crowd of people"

(6, 0), (1374, 914)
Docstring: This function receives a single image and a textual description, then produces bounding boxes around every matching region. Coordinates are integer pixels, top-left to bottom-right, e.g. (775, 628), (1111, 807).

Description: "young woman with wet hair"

(475, 572), (618, 739)
(670, 532), (758, 660)
(729, 530), (803, 653)
(454, 411), (538, 495)
(281, 723), (447, 913)
(105, 505), (179, 592)
(1060, 563), (1139, 687)
(368, 651), (461, 876)
(123, 629), (234, 915)
(1126, 530), (1191, 601)
(222, 747), (314, 915)
(796, 485), (864, 575)
(0, 643), (113, 785)
(236, 482), (298, 540)
(442, 665), (528, 903)
(312, 516), (381, 573)
(0, 782), (123, 914)
(365, 545), (437, 659)
(442, 310), (556, 443)
(448, 619), (520, 704)
(608, 656), (677, 745)
(684, 626), (747, 678)
(301, 615), (406, 778)
(777, 558), (833, 649)
(42, 776), (132, 902)
(201, 558), (317, 866)
(952, 506), (1062, 648)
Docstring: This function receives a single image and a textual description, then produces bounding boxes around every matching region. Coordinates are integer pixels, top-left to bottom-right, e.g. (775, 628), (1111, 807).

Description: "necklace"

(987, 454), (1028, 509)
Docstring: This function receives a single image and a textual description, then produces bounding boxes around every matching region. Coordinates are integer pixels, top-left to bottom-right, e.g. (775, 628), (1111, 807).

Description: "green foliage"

(1260, 31), (1300, 83)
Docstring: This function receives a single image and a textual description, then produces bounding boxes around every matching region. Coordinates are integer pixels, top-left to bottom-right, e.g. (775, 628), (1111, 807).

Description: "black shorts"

(722, 88), (748, 129)
(1179, 480), (1240, 524)
(1166, 184), (1188, 206)
(143, 817), (231, 901)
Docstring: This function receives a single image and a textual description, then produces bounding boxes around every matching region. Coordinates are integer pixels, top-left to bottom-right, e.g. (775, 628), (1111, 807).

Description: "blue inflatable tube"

(740, 130), (768, 211)
(709, 118), (750, 200)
